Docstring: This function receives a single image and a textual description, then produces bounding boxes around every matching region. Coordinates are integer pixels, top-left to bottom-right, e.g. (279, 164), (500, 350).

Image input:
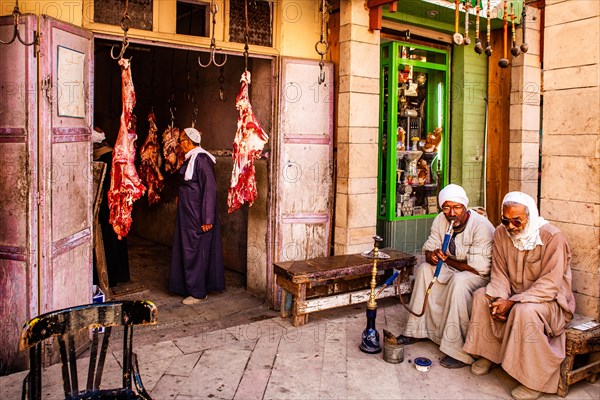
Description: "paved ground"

(2, 298), (598, 400)
(2, 236), (598, 399)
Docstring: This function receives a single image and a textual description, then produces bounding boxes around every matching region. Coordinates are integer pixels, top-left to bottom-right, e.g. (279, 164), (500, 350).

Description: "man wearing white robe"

(464, 192), (576, 400)
(397, 184), (494, 369)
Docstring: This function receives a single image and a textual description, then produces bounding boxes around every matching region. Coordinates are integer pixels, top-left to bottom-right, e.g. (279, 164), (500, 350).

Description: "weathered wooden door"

(0, 15), (93, 373)
(271, 58), (334, 307)
(38, 15), (94, 315)
(0, 13), (39, 374)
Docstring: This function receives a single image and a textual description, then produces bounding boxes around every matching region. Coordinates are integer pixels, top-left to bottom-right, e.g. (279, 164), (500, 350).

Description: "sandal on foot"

(395, 335), (423, 345)
(510, 385), (541, 400)
(182, 295), (208, 305)
(440, 355), (468, 369)
(470, 357), (494, 376)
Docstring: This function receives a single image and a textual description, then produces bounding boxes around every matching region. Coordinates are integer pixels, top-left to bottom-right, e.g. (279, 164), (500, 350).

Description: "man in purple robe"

(169, 127), (225, 304)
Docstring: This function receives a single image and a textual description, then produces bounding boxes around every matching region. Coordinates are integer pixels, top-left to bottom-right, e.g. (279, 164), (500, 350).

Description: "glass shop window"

(378, 41), (450, 221)
(176, 1), (208, 37)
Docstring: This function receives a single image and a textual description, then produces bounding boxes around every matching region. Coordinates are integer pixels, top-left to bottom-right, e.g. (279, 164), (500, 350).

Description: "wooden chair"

(19, 300), (158, 400)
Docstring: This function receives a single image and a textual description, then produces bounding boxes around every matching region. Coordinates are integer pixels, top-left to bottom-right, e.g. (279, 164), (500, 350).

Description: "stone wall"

(541, 0), (600, 319)
(509, 7), (542, 199)
(334, 0), (380, 255)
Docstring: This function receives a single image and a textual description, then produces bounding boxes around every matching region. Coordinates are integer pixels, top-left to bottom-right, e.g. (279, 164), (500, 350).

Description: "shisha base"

(359, 308), (381, 354)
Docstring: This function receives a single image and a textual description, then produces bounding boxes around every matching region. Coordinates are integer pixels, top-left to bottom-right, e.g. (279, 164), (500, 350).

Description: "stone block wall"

(541, 0), (600, 319)
(508, 6), (542, 199)
(334, 0), (380, 255)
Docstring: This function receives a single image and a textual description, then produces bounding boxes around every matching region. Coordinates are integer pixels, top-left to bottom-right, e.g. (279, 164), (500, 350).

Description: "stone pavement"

(1, 297), (598, 400)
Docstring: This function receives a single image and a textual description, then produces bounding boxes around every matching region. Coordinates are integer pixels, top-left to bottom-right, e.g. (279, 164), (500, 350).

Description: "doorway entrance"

(93, 38), (273, 303)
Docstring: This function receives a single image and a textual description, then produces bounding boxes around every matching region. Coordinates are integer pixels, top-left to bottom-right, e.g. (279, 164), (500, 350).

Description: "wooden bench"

(557, 322), (600, 397)
(274, 248), (416, 327)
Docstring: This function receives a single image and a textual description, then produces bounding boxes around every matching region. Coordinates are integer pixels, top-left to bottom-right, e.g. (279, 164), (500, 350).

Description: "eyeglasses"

(441, 205), (465, 213)
(501, 216), (526, 228)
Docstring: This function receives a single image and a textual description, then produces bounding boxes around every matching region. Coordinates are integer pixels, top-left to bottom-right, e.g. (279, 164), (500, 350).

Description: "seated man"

(397, 184), (494, 368)
(464, 192), (576, 400)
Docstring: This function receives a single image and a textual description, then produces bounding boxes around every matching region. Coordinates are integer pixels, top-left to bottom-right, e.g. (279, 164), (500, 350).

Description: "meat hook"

(0, 0), (38, 47)
(198, 1), (227, 68)
(110, 14), (132, 60)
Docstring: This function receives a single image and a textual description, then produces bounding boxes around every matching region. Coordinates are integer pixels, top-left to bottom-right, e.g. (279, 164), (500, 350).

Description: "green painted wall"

(450, 45), (488, 206)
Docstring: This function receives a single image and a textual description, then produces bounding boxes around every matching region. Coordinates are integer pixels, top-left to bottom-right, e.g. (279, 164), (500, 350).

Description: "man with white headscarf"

(169, 127), (225, 305)
(397, 184), (495, 369)
(464, 192), (575, 400)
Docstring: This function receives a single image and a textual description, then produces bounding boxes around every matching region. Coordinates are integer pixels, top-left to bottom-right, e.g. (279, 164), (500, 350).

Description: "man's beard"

(507, 229), (523, 239)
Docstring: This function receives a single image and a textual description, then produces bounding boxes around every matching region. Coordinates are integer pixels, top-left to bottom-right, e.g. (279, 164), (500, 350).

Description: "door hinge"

(41, 77), (53, 105)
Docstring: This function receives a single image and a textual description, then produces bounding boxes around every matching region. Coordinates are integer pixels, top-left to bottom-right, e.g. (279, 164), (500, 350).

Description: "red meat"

(139, 112), (165, 205)
(107, 58), (146, 239)
(227, 71), (269, 214)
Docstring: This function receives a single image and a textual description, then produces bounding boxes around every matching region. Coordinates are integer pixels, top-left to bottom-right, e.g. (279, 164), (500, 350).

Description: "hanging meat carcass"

(162, 126), (184, 173)
(107, 58), (146, 239)
(227, 71), (269, 214)
(139, 112), (165, 205)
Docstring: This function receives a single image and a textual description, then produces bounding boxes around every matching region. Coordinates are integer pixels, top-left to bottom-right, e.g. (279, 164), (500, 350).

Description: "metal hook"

(0, 1), (38, 47)
(198, 1), (228, 68)
(169, 106), (176, 128)
(318, 60), (326, 85)
(198, 45), (228, 68)
(109, 11), (131, 60)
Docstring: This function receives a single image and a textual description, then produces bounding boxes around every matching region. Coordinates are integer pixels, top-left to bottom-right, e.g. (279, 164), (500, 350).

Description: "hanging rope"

(315, 0), (329, 84)
(243, 0), (250, 72)
(0, 0), (38, 46)
(198, 0), (227, 68)
(110, 0), (131, 60)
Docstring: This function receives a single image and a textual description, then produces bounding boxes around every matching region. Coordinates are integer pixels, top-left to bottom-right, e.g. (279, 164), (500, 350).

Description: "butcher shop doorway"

(93, 38), (273, 302)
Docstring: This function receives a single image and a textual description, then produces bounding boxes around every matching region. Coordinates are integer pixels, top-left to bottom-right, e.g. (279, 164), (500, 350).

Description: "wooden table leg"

(292, 283), (308, 327)
(558, 352), (575, 397)
(281, 290), (293, 318)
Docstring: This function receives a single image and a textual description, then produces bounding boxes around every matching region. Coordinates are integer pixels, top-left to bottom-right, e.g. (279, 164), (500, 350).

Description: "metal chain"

(110, 0), (131, 59)
(218, 65), (227, 102)
(243, 0), (250, 72)
(315, 0), (329, 84)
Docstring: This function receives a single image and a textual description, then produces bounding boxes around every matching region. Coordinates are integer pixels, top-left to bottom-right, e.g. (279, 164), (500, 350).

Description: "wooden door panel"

(280, 63), (332, 135)
(280, 143), (333, 213)
(51, 142), (92, 240)
(272, 58), (334, 307)
(0, 14), (38, 374)
(279, 223), (329, 261)
(39, 16), (93, 314)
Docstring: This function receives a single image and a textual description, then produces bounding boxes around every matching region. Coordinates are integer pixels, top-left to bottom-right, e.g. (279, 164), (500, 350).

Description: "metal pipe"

(380, 222), (455, 317)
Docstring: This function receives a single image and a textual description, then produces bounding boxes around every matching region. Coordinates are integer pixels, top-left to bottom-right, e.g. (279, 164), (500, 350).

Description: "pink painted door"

(37, 15), (94, 316)
(0, 13), (39, 374)
(271, 58), (334, 307)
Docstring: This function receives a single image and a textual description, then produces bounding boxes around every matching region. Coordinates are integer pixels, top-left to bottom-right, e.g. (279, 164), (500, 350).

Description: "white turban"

(182, 127), (216, 181)
(438, 184), (469, 208)
(92, 128), (106, 144)
(502, 191), (548, 251)
(184, 127), (202, 144)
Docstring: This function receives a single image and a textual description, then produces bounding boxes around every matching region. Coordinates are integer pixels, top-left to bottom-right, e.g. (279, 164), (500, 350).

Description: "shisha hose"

(377, 222), (455, 317)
